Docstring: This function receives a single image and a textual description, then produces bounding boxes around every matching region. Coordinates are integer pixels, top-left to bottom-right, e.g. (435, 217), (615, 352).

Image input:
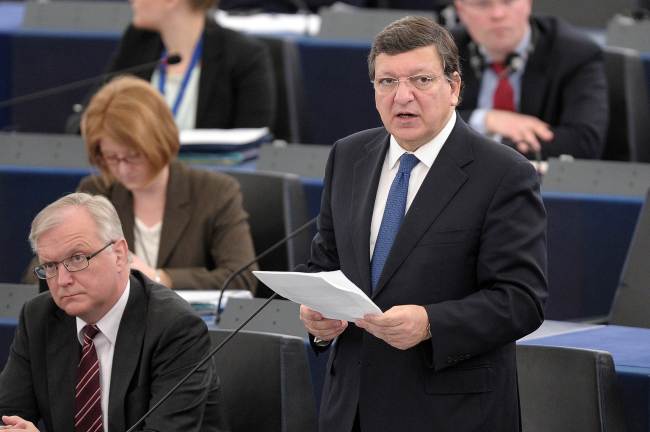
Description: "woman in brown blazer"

(77, 75), (257, 292)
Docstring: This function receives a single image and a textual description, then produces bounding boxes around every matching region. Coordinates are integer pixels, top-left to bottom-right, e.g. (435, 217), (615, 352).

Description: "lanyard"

(158, 38), (203, 118)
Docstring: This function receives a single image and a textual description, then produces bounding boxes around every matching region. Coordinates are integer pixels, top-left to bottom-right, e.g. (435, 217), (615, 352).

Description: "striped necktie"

(75, 325), (103, 432)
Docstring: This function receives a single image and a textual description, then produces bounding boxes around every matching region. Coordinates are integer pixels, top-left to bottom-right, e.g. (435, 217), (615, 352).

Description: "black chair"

(602, 46), (650, 162)
(221, 169), (313, 297)
(208, 329), (317, 432)
(517, 344), (627, 432)
(607, 189), (650, 327)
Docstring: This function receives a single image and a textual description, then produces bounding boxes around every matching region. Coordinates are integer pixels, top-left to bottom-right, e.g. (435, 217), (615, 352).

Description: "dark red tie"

(75, 325), (103, 432)
(492, 62), (515, 111)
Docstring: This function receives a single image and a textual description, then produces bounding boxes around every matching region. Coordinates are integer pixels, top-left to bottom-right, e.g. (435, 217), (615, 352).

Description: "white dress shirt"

(370, 111), (457, 258)
(76, 280), (130, 432)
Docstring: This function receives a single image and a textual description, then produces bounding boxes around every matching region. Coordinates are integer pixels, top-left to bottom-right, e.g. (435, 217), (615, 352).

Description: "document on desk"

(253, 270), (382, 321)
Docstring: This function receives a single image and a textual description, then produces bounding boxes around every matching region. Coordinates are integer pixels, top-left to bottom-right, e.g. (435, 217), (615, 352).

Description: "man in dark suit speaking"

(0, 193), (226, 432)
(299, 16), (547, 432)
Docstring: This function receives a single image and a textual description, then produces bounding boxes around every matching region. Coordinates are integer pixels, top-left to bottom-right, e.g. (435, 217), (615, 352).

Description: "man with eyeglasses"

(452, 0), (608, 159)
(298, 16), (546, 432)
(0, 193), (227, 432)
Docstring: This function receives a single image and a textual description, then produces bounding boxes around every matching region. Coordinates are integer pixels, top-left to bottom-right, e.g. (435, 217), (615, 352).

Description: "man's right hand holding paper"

(300, 305), (348, 342)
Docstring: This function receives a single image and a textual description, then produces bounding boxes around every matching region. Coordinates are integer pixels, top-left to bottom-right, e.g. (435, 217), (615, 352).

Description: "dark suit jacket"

(0, 271), (227, 432)
(453, 16), (609, 159)
(108, 18), (275, 129)
(302, 118), (547, 431)
(77, 161), (257, 292)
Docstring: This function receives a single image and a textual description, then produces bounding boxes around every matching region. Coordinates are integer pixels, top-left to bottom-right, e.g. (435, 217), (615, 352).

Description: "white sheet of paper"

(253, 270), (382, 321)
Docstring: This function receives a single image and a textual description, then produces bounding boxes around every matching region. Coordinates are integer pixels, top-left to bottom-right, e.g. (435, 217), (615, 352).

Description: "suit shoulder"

(535, 16), (602, 61)
(178, 162), (240, 194)
(205, 20), (267, 53)
(464, 125), (533, 168)
(21, 292), (59, 328)
(139, 276), (203, 322)
(335, 127), (387, 149)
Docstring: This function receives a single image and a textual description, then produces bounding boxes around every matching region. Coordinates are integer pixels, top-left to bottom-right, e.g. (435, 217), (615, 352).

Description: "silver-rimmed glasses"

(372, 74), (448, 95)
(33, 241), (115, 280)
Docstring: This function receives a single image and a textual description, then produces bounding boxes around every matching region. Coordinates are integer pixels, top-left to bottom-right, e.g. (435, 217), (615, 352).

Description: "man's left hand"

(355, 305), (430, 350)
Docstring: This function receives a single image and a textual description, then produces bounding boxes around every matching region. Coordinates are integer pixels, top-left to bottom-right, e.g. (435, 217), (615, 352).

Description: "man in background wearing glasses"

(299, 16), (547, 432)
(0, 193), (227, 432)
(452, 0), (609, 160)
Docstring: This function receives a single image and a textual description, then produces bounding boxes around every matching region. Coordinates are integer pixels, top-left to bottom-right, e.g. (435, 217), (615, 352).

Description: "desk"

(520, 325), (650, 432)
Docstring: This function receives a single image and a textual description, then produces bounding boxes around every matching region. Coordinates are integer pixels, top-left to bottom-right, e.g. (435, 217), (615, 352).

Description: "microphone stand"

(214, 216), (317, 324)
(0, 54), (181, 110)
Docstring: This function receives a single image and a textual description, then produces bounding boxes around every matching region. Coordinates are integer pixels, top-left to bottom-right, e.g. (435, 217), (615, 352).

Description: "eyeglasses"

(102, 152), (145, 166)
(372, 74), (447, 95)
(460, 0), (521, 10)
(33, 241), (114, 280)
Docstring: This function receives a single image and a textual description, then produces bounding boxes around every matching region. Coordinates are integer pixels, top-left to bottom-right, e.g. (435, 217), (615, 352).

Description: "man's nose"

(56, 262), (74, 286)
(393, 80), (415, 103)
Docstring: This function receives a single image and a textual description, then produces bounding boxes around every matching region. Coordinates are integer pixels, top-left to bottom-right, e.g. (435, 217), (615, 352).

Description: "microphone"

(214, 215), (318, 324)
(0, 54), (181, 110)
(125, 215), (318, 432)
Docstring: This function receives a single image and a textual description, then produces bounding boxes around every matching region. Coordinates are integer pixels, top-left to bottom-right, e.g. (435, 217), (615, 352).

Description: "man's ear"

(450, 72), (462, 106)
(113, 238), (130, 270)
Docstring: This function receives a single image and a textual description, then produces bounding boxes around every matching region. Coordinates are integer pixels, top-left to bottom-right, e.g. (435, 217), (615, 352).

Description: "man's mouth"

(396, 112), (418, 118)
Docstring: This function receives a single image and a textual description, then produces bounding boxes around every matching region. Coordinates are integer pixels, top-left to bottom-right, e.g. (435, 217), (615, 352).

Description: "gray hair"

(29, 192), (124, 252)
(368, 16), (461, 81)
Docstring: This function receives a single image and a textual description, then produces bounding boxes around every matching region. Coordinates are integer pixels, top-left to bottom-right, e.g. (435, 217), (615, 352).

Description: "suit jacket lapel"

(46, 309), (78, 432)
(520, 21), (550, 117)
(196, 19), (223, 127)
(157, 162), (192, 266)
(107, 274), (147, 432)
(351, 133), (389, 295)
(372, 119), (474, 298)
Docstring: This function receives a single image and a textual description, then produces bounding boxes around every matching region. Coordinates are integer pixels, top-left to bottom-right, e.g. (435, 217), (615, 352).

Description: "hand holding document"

(253, 270), (382, 321)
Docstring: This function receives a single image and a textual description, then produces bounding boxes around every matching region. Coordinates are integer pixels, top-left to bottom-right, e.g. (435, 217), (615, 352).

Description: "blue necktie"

(371, 153), (420, 291)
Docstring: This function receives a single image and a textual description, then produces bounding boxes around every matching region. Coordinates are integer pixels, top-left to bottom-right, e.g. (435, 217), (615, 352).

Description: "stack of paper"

(253, 270), (382, 321)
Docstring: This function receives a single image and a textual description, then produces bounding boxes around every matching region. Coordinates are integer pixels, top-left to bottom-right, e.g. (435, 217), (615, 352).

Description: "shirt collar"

(388, 111), (457, 169)
(76, 279), (131, 346)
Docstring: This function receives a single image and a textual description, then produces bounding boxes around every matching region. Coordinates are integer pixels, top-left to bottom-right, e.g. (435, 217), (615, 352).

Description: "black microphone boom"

(214, 216), (317, 323)
(0, 54), (181, 110)
(125, 215), (318, 432)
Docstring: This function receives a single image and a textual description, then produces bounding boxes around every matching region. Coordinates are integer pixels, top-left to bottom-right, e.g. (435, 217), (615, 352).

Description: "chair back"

(608, 189), (650, 327)
(602, 46), (650, 162)
(517, 344), (626, 432)
(0, 283), (39, 318)
(254, 35), (304, 144)
(209, 329), (317, 432)
(221, 169), (312, 296)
